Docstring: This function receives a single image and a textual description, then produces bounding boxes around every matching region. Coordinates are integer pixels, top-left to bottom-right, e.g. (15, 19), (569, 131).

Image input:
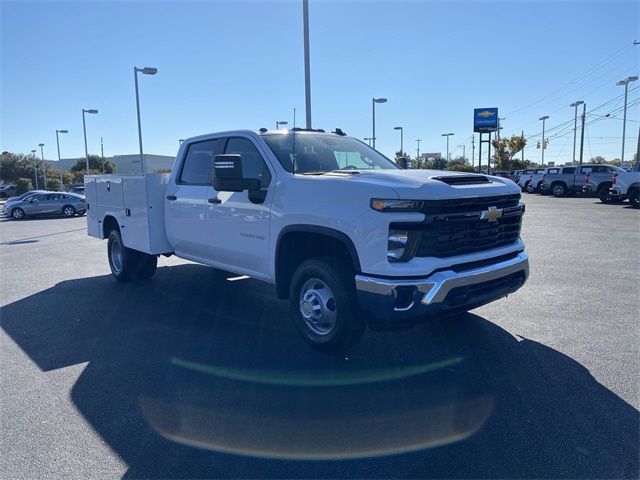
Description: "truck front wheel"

(289, 257), (366, 352)
(107, 229), (157, 282)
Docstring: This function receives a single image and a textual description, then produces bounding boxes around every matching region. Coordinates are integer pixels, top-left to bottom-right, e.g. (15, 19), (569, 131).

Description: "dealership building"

(43, 154), (175, 174)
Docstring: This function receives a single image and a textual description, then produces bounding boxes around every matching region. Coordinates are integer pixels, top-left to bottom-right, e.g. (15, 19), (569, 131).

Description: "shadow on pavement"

(1, 263), (638, 478)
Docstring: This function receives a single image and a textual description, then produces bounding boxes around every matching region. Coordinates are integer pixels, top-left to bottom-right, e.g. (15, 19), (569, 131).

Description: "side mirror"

(213, 154), (260, 192)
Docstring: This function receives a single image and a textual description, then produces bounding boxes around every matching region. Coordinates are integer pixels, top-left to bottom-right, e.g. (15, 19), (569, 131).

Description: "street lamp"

(56, 130), (68, 189)
(82, 108), (98, 173)
(616, 76), (638, 165)
(441, 133), (454, 161)
(393, 126), (403, 154)
(276, 121), (288, 130)
(38, 143), (46, 190)
(30, 149), (38, 189)
(570, 102), (584, 165)
(363, 137), (372, 147)
(372, 97), (387, 149)
(416, 139), (422, 162)
(134, 66), (158, 173)
(539, 116), (549, 167)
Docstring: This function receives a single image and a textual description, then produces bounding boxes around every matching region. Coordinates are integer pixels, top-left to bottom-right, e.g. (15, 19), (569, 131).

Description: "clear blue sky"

(1, 0), (638, 165)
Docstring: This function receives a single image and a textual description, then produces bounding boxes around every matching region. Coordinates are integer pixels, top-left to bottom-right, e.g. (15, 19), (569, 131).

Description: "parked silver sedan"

(6, 192), (86, 220)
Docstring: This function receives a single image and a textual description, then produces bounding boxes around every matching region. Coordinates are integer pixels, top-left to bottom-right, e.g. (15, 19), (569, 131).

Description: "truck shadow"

(1, 264), (638, 479)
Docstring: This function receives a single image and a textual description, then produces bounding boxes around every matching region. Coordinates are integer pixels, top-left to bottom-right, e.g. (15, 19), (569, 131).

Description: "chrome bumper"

(609, 187), (622, 197)
(355, 252), (529, 322)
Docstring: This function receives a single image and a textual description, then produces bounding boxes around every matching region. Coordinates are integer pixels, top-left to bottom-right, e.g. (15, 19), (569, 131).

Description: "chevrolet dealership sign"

(474, 108), (498, 133)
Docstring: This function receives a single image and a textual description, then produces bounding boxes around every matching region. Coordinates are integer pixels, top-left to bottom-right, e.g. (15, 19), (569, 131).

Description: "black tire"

(11, 208), (25, 220)
(525, 182), (535, 193)
(598, 188), (613, 204)
(62, 205), (76, 217)
(551, 182), (566, 197)
(629, 188), (640, 208)
(289, 257), (366, 352)
(107, 229), (158, 282)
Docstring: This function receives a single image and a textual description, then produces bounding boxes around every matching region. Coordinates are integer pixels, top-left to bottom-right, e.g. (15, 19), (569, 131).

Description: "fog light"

(388, 229), (409, 260)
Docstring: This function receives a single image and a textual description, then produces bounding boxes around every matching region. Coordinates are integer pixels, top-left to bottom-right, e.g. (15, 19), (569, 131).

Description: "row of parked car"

(1, 189), (87, 220)
(495, 163), (640, 207)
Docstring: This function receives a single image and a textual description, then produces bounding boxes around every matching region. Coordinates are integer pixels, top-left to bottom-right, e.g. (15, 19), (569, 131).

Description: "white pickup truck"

(609, 162), (640, 207)
(86, 129), (529, 351)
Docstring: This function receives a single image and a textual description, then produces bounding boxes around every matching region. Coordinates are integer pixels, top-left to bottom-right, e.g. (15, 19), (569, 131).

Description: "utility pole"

(471, 135), (475, 168)
(521, 130), (525, 164)
(303, 0), (312, 129)
(617, 76), (638, 164)
(539, 115), (549, 167)
(570, 101), (584, 165)
(416, 139), (422, 164)
(578, 103), (587, 166)
(100, 137), (105, 173)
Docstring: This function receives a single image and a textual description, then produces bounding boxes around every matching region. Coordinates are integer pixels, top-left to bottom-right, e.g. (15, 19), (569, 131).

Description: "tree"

(15, 178), (32, 195)
(589, 155), (606, 164)
(447, 156), (475, 173)
(70, 155), (116, 174)
(491, 135), (527, 171)
(425, 156), (448, 170)
(1, 151), (63, 188)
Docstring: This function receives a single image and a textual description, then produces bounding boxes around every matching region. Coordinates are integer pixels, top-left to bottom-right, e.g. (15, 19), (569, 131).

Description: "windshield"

(263, 133), (398, 174)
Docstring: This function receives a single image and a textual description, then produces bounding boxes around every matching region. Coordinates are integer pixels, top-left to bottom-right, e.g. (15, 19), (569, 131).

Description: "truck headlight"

(371, 199), (423, 212)
(388, 228), (422, 262)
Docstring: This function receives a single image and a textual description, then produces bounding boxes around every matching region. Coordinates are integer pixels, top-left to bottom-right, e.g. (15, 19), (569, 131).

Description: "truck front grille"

(393, 194), (524, 259)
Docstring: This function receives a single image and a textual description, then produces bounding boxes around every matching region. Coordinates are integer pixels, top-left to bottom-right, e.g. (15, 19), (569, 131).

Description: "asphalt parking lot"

(1, 194), (638, 479)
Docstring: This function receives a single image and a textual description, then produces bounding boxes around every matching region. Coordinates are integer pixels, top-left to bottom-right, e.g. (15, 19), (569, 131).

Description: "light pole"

(570, 101), (584, 165)
(363, 137), (372, 147)
(458, 144), (466, 161)
(38, 143), (47, 189)
(303, 0), (312, 129)
(56, 129), (68, 189)
(393, 126), (403, 154)
(416, 139), (422, 164)
(617, 76), (638, 165)
(82, 108), (98, 173)
(539, 116), (549, 167)
(276, 121), (288, 130)
(441, 133), (454, 161)
(31, 150), (38, 189)
(134, 66), (158, 173)
(578, 104), (587, 166)
(372, 97), (387, 149)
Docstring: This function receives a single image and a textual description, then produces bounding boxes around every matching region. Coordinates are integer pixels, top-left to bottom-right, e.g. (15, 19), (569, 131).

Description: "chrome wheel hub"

(299, 278), (337, 336)
(110, 239), (123, 273)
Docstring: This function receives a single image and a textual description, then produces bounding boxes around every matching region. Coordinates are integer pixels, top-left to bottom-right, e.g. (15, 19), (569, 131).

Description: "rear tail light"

(584, 173), (590, 184)
(612, 172), (618, 184)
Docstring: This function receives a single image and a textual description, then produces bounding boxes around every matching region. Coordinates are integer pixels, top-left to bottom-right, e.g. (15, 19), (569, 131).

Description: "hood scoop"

(432, 175), (490, 185)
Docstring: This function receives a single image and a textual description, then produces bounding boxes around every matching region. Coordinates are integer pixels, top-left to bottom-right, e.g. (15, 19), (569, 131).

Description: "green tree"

(491, 135), (527, 171)
(589, 155), (606, 164)
(15, 178), (32, 195)
(447, 156), (475, 172)
(70, 154), (116, 174)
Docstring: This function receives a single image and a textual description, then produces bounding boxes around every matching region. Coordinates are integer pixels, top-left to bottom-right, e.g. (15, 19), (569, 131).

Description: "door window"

(179, 139), (225, 185)
(224, 138), (271, 188)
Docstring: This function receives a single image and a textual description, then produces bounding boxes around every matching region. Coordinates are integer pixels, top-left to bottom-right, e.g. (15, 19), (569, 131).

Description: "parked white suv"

(86, 129), (529, 351)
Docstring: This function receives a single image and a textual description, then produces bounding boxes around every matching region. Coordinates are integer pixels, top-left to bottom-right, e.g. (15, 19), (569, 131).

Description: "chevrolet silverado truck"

(609, 162), (640, 207)
(540, 164), (626, 201)
(85, 129), (529, 351)
(526, 167), (558, 193)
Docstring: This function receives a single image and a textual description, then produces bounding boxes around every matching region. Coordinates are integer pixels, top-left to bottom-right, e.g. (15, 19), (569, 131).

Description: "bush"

(15, 178), (32, 195)
(46, 178), (62, 192)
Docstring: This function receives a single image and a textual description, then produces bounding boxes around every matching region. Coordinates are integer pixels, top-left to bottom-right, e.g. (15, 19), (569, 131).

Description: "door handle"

(207, 198), (221, 204)
(166, 195), (177, 201)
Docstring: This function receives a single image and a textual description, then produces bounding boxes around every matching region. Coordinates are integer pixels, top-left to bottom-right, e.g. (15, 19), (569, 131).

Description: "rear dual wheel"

(107, 229), (157, 282)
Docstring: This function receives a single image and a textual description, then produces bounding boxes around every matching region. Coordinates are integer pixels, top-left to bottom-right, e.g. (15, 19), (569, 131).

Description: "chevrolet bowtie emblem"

(480, 206), (503, 221)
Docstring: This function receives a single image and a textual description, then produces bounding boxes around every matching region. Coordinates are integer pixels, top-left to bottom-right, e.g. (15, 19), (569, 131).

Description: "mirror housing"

(213, 154), (260, 192)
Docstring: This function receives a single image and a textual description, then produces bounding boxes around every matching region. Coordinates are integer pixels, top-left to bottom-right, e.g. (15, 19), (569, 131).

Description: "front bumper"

(355, 251), (529, 327)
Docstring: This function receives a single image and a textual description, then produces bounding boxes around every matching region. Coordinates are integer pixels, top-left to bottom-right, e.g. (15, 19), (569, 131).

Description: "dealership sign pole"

(474, 108), (498, 174)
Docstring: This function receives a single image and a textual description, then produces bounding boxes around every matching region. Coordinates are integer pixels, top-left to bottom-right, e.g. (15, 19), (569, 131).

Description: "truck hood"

(320, 169), (519, 199)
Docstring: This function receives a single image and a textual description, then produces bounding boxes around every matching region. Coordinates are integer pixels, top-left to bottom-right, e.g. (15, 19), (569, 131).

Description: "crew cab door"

(203, 136), (274, 279)
(165, 138), (225, 260)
